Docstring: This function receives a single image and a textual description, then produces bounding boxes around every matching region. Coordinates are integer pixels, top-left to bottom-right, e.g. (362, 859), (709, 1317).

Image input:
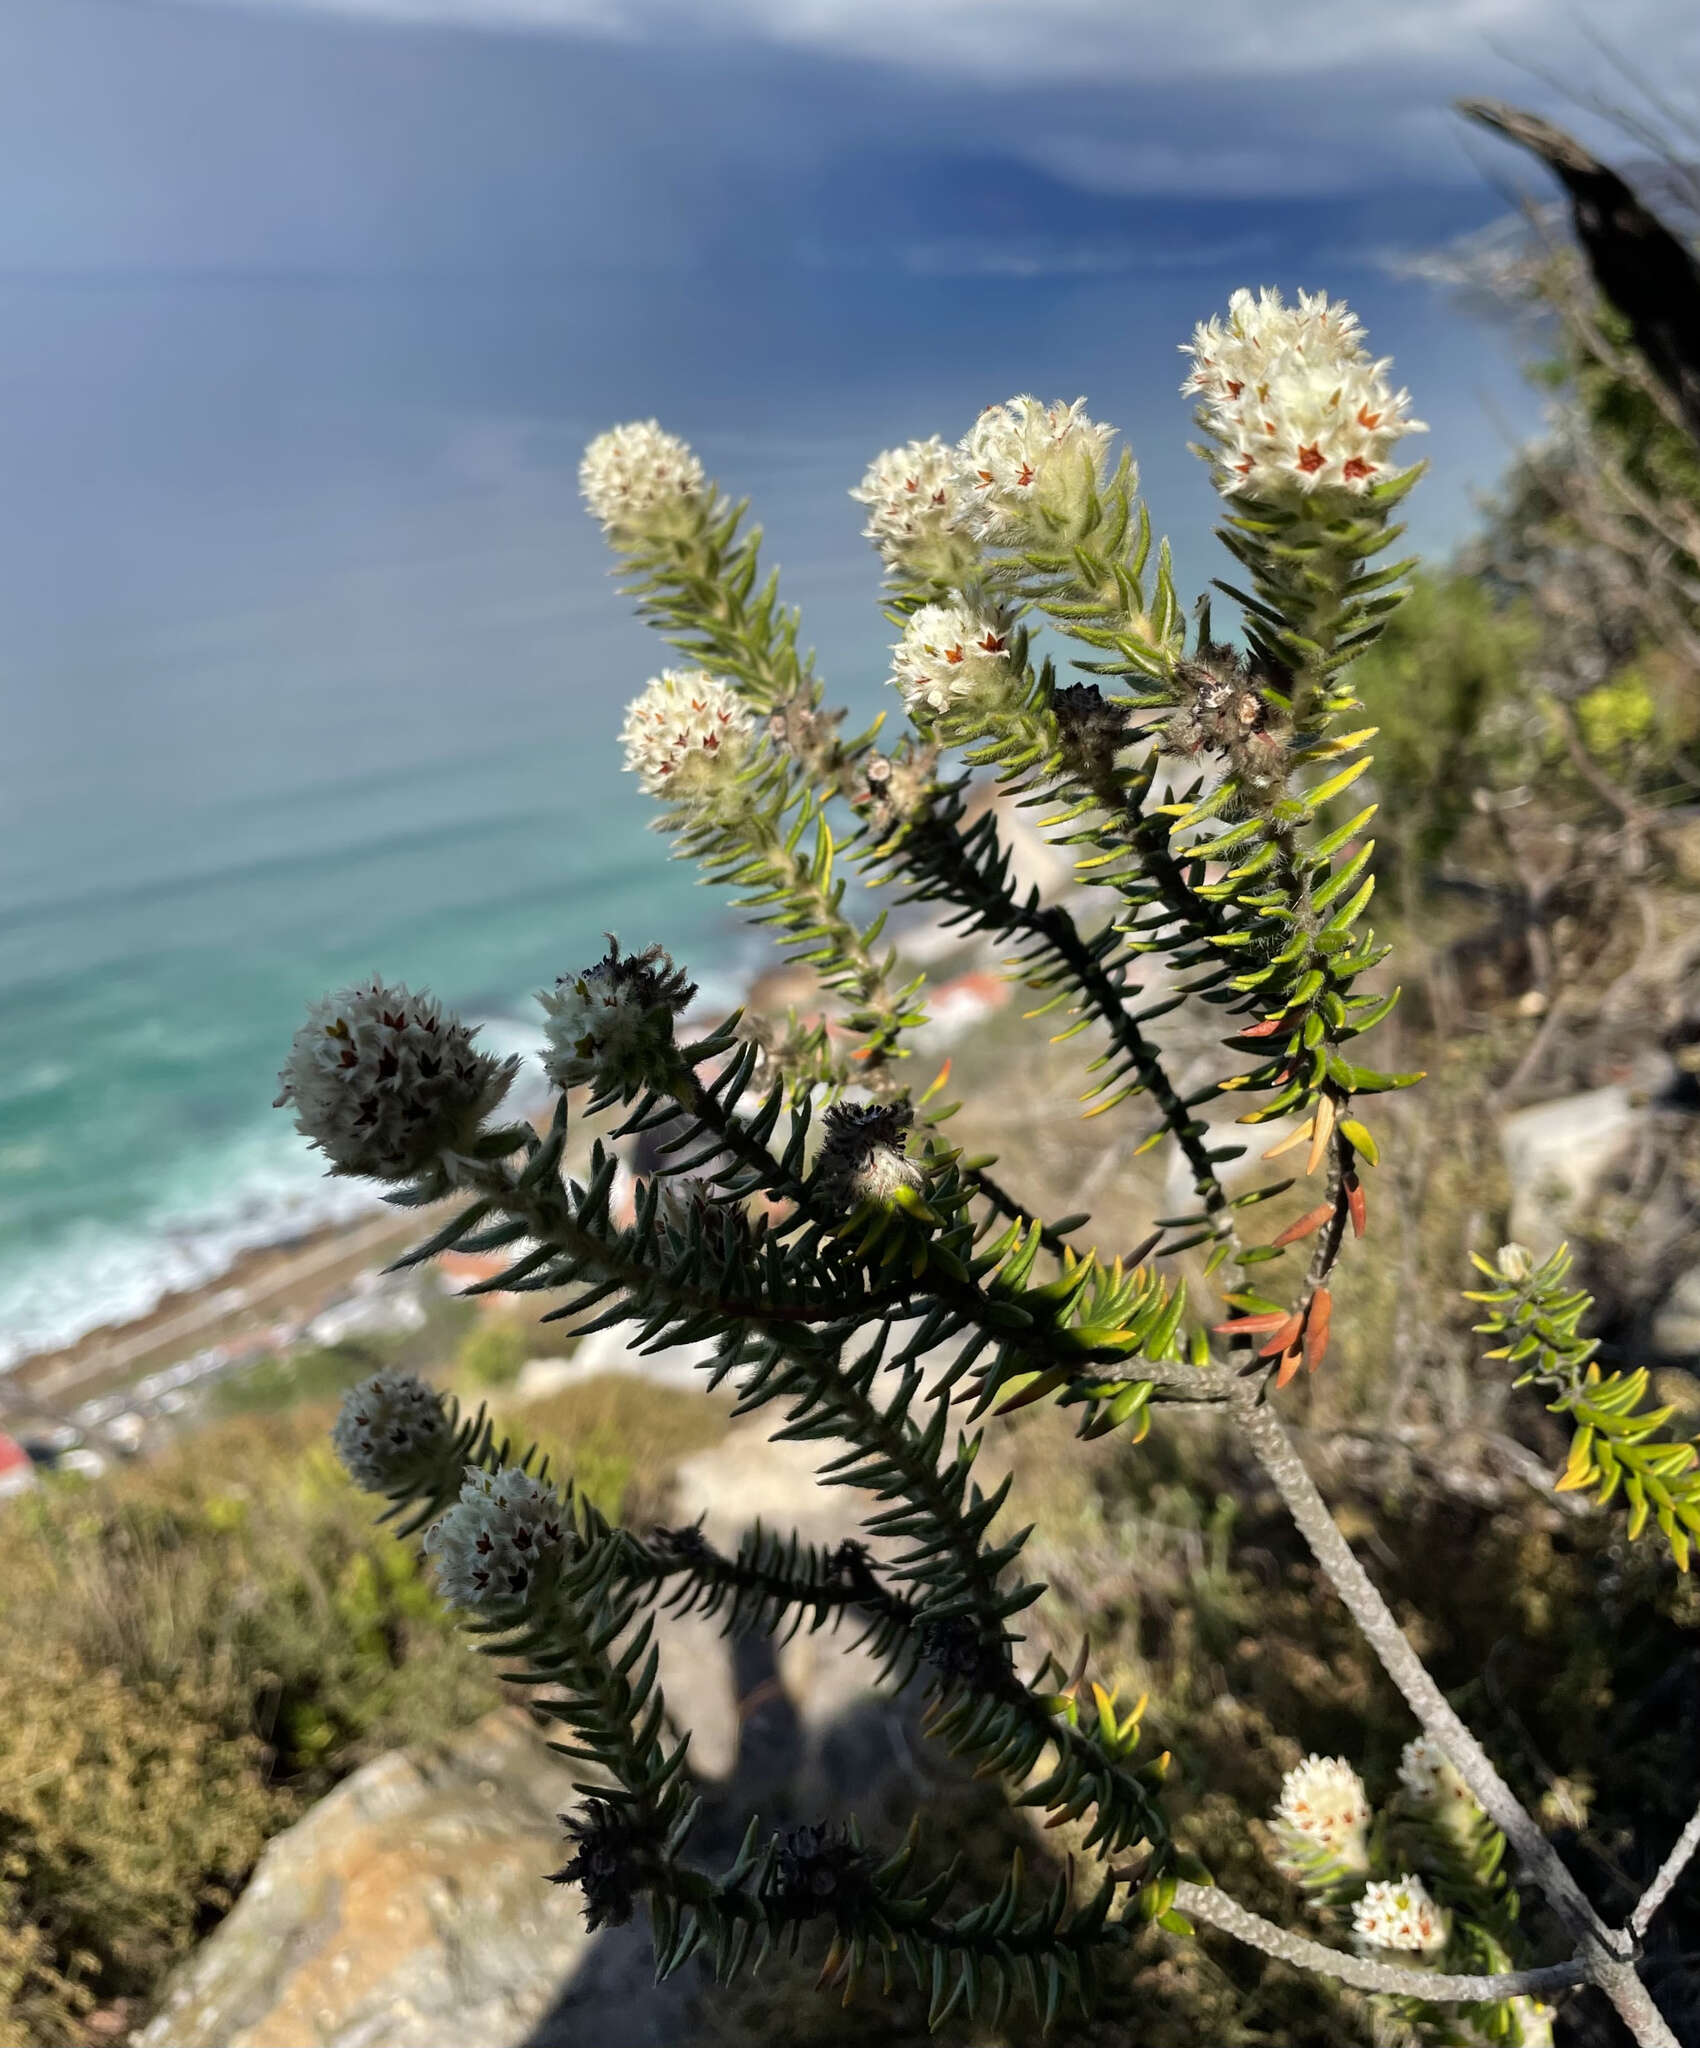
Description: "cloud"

(6, 0), (1692, 278)
(172, 0), (1700, 92)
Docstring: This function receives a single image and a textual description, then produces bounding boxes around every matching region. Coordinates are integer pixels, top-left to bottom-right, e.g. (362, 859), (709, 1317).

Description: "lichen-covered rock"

(135, 1710), (592, 2048)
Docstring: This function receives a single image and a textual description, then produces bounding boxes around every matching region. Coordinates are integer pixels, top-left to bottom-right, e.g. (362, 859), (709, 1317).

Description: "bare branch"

(1632, 1799), (1700, 1939)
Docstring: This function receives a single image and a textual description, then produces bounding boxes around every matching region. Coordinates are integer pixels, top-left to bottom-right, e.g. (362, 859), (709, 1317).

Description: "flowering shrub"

(285, 291), (1699, 2045)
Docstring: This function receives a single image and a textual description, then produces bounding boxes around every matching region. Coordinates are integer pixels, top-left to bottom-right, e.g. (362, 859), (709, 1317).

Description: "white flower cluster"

(423, 1464), (569, 1612)
(541, 938), (696, 1096)
(620, 669), (753, 799)
(1398, 1736), (1474, 1811)
(852, 397), (1114, 579)
(332, 1370), (451, 1494)
(850, 436), (967, 570)
(579, 420), (704, 535)
(276, 980), (519, 1182)
(1351, 1874), (1448, 1954)
(1181, 287), (1425, 503)
(1274, 1754), (1371, 1861)
(890, 602), (1014, 717)
(959, 395), (1116, 544)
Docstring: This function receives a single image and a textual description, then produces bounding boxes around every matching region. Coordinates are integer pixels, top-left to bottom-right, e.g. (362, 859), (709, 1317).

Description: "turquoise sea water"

(0, 241), (1537, 1364)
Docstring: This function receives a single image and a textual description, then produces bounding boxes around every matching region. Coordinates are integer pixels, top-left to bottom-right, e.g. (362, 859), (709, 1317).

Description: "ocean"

(0, 223), (1539, 1366)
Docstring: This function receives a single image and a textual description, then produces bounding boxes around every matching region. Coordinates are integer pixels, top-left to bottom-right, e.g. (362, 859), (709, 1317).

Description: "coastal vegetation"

(4, 104), (1698, 2048)
(267, 234), (1698, 2045)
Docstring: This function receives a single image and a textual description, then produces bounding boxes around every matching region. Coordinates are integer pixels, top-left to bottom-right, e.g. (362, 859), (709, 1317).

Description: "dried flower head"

(1051, 682), (1131, 789)
(1274, 1754), (1371, 1860)
(919, 1612), (1006, 1689)
(1351, 1874), (1448, 1954)
(579, 420), (705, 535)
(332, 1370), (451, 1494)
(812, 1099), (924, 1213)
(1181, 287), (1425, 502)
(891, 601), (1014, 718)
(423, 1463), (569, 1613)
(621, 669), (754, 800)
(276, 980), (519, 1182)
(850, 436), (975, 579)
(550, 1798), (657, 1931)
(541, 937), (696, 1097)
(770, 1823), (873, 1922)
(959, 395), (1116, 544)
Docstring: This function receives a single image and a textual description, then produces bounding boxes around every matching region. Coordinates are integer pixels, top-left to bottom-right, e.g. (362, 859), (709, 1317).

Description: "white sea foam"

(0, 984), (760, 1372)
(0, 1129), (387, 1372)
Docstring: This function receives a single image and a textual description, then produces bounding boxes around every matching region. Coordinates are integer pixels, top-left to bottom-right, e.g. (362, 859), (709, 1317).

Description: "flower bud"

(332, 1370), (452, 1494)
(540, 938), (696, 1097)
(1495, 1242), (1534, 1285)
(1272, 1754), (1371, 1873)
(276, 980), (519, 1182)
(1398, 1734), (1473, 1810)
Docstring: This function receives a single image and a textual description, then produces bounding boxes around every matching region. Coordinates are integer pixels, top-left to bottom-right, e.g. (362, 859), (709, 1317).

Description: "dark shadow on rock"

(523, 1613), (929, 2048)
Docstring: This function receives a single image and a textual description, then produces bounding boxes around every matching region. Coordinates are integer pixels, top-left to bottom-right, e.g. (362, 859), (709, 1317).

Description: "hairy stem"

(1230, 1380), (1679, 2045)
(1632, 1798), (1700, 1940)
(1170, 1881), (1586, 2004)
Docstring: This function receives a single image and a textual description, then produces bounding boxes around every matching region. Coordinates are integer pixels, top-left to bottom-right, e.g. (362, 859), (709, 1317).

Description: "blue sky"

(2, 0), (1694, 275)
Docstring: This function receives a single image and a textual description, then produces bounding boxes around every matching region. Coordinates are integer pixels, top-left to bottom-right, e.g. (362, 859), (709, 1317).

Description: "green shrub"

(455, 1315), (529, 1389)
(0, 1378), (728, 2043)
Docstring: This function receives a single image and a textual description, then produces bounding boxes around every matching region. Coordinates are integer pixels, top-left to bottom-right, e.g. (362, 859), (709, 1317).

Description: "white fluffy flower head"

(850, 436), (974, 578)
(424, 1464), (570, 1612)
(1351, 1875), (1448, 1954)
(1181, 287), (1425, 503)
(1274, 1754), (1371, 1858)
(276, 980), (519, 1181)
(580, 420), (705, 536)
(891, 602), (1014, 718)
(959, 396), (1116, 545)
(540, 937), (696, 1096)
(1398, 1736), (1474, 1810)
(332, 1370), (451, 1494)
(621, 669), (753, 800)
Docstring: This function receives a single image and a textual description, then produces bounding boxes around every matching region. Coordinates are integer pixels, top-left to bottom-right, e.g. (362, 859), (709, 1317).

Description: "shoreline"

(0, 1205), (437, 1427)
(0, 907), (1017, 1435)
